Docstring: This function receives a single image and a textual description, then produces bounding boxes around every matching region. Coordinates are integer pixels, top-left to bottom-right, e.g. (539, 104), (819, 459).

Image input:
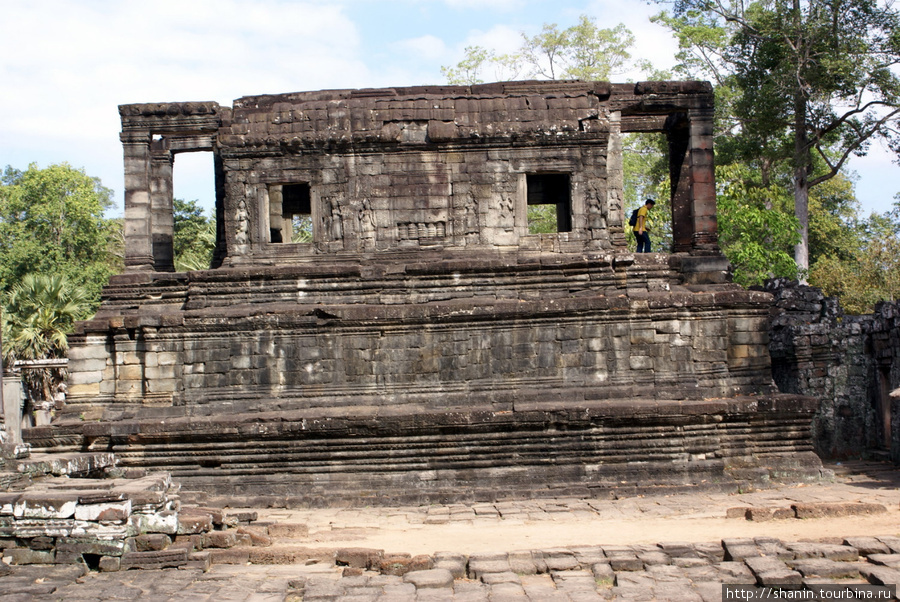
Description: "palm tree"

(2, 274), (90, 403)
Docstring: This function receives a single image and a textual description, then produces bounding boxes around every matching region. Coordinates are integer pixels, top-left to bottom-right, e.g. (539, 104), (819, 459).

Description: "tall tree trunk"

(791, 0), (810, 283)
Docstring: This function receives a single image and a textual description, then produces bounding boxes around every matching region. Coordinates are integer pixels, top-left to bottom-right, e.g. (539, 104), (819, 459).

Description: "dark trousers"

(635, 231), (651, 253)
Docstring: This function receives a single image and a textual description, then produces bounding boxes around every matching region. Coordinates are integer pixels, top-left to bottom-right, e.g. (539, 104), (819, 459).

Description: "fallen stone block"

(131, 511), (178, 535)
(860, 564), (900, 587)
(266, 522), (309, 538)
(55, 537), (128, 561)
(207, 548), (249, 565)
(540, 549), (580, 571)
(755, 537), (791, 559)
(6, 547), (54, 565)
(176, 512), (212, 535)
(726, 507), (750, 519)
(506, 550), (538, 575)
(791, 558), (859, 579)
(379, 553), (433, 576)
(792, 502), (887, 519)
(75, 500), (132, 522)
(335, 547), (384, 569)
(248, 545), (332, 565)
(14, 494), (78, 519)
(844, 536), (891, 556)
(134, 533), (170, 552)
(201, 530), (238, 549)
(745, 507), (773, 521)
(403, 568), (454, 589)
(867, 553), (900, 568)
(786, 542), (858, 561)
(173, 534), (202, 552)
(722, 538), (760, 561)
(481, 571), (521, 584)
(876, 535), (900, 553)
(185, 550), (211, 572)
(745, 556), (803, 586)
(226, 510), (258, 524)
(592, 562), (615, 583)
(120, 548), (188, 570)
(715, 561), (756, 584)
(99, 555), (121, 572)
(468, 557), (511, 578)
(658, 542), (699, 558)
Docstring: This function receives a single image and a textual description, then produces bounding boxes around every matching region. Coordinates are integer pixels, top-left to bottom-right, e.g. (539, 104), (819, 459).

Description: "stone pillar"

(667, 113), (693, 254)
(211, 153), (227, 269)
(688, 107), (718, 253)
(150, 143), (175, 272)
(606, 112), (626, 248)
(2, 369), (23, 444)
(667, 109), (719, 255)
(122, 131), (154, 271)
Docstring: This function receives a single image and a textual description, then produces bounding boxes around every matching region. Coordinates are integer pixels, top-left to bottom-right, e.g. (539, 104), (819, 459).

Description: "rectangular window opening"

(269, 183), (312, 243)
(526, 174), (571, 234)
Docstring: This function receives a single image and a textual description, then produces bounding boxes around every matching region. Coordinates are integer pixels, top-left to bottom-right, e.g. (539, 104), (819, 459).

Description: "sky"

(1, 0), (897, 218)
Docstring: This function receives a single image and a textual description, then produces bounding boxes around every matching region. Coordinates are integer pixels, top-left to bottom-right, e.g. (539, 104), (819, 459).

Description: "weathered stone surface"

(745, 556), (803, 586)
(335, 547), (384, 569)
(266, 523), (309, 538)
(402, 568), (454, 589)
(120, 548), (187, 570)
(791, 558), (859, 578)
(792, 502), (887, 518)
(844, 536), (891, 556)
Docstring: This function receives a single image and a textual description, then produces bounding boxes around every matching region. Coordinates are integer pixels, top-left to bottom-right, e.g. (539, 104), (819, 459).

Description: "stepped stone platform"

(33, 79), (826, 503)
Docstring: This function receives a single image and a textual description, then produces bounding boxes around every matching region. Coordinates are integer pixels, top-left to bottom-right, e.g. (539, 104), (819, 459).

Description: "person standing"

(633, 198), (655, 253)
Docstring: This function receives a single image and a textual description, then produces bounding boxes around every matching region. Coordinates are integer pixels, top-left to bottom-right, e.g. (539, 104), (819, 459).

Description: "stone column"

(150, 142), (175, 272)
(667, 113), (693, 254)
(122, 131), (154, 271)
(606, 112), (626, 248)
(688, 108), (718, 253)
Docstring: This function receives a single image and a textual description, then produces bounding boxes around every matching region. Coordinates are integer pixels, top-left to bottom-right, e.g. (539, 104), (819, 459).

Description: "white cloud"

(442, 0), (525, 10)
(392, 35), (448, 61)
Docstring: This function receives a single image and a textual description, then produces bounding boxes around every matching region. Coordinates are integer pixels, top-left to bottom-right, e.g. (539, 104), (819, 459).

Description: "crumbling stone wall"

(766, 280), (900, 461)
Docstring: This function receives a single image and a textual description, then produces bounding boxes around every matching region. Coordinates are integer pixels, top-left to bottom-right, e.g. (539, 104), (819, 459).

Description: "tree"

(654, 0), (900, 276)
(441, 46), (522, 85)
(716, 164), (801, 286)
(2, 274), (90, 402)
(173, 198), (216, 272)
(809, 197), (900, 313)
(0, 163), (120, 307)
(441, 15), (646, 85)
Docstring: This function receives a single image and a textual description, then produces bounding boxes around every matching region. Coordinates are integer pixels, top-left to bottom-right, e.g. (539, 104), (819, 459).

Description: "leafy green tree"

(441, 46), (522, 85)
(441, 15), (646, 85)
(654, 0), (900, 276)
(0, 163), (120, 307)
(716, 164), (801, 286)
(810, 198), (900, 313)
(173, 198), (216, 272)
(2, 274), (89, 402)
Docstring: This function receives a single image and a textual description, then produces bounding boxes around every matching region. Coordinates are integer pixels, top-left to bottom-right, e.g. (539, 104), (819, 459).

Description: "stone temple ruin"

(27, 80), (824, 505)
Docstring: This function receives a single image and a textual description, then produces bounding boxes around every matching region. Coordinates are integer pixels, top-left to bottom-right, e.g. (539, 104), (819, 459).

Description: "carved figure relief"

(465, 191), (479, 234)
(323, 196), (343, 241)
(498, 192), (515, 230)
(358, 198), (376, 248)
(235, 199), (250, 244)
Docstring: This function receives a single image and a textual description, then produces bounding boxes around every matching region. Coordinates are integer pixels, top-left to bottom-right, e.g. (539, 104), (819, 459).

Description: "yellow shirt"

(633, 206), (650, 232)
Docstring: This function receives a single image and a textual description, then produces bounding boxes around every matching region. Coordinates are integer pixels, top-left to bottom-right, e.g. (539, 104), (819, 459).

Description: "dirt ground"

(256, 461), (900, 556)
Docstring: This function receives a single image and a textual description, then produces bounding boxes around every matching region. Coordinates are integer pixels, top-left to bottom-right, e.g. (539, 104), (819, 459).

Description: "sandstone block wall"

(766, 280), (900, 461)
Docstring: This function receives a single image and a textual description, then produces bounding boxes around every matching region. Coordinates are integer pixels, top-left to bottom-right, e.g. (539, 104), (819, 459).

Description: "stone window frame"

(523, 173), (573, 235)
(262, 181), (319, 248)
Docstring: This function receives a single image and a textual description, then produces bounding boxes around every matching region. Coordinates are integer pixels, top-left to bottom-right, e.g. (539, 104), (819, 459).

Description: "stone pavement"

(1, 461), (898, 601)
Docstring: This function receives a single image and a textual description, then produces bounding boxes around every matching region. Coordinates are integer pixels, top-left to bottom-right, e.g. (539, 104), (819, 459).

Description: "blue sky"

(1, 0), (896, 217)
